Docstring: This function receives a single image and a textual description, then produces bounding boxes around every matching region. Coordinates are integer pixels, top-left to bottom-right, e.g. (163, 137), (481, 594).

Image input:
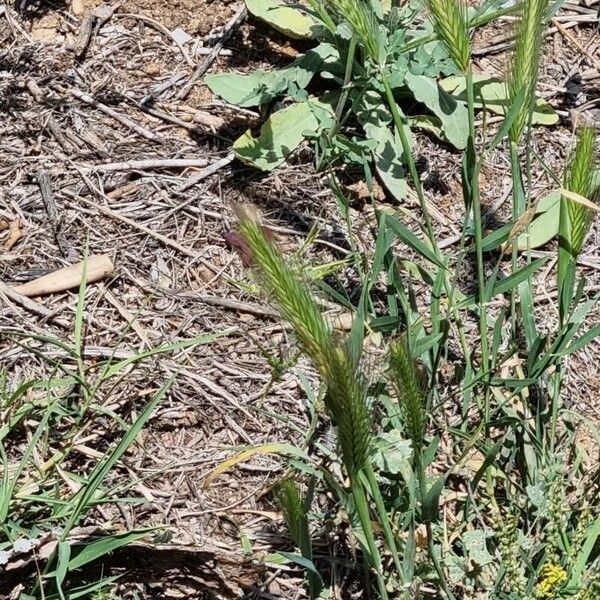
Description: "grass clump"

(209, 2), (600, 599)
(1, 275), (227, 598)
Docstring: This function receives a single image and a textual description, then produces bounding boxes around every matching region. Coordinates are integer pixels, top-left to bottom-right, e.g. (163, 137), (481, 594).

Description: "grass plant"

(1, 273), (229, 598)
(222, 1), (600, 598)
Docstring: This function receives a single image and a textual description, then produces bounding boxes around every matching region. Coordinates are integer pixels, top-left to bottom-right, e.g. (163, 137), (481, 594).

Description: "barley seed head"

(508, 0), (550, 143)
(423, 0), (471, 73)
(564, 127), (598, 256)
(389, 336), (425, 452)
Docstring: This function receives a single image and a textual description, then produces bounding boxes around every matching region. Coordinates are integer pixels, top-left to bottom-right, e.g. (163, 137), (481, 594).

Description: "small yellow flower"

(536, 563), (567, 598)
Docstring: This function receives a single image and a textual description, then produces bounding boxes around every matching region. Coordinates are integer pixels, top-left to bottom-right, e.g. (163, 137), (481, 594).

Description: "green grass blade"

(60, 380), (173, 533)
(384, 213), (446, 269)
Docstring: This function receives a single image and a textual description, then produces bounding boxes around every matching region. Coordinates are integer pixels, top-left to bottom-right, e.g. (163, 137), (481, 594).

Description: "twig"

(188, 294), (279, 318)
(74, 3), (120, 59)
(176, 154), (235, 192)
(60, 190), (219, 274)
(117, 13), (195, 67)
(71, 88), (161, 142)
(0, 281), (54, 318)
(140, 73), (186, 106)
(551, 18), (600, 72)
(178, 5), (247, 100)
(89, 158), (210, 172)
(36, 169), (70, 258)
(137, 104), (202, 131)
(474, 21), (580, 56)
(45, 115), (73, 152)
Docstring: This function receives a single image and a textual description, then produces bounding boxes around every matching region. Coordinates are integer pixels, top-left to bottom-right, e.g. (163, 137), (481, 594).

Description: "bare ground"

(1, 0), (599, 598)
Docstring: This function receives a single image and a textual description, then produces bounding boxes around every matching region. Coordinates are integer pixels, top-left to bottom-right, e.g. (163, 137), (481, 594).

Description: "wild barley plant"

(504, 0), (550, 341)
(276, 479), (321, 597)
(389, 337), (425, 453)
(424, 0), (499, 421)
(237, 212), (372, 476)
(388, 337), (456, 599)
(237, 208), (331, 373)
(237, 213), (392, 599)
(324, 0), (382, 64)
(276, 478), (306, 551)
(424, 0), (471, 74)
(563, 127), (598, 258)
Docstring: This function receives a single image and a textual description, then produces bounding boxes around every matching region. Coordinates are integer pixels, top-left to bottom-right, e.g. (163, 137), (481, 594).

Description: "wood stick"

(36, 169), (70, 257)
(61, 190), (219, 273)
(71, 89), (161, 142)
(0, 281), (54, 317)
(176, 153), (234, 192)
(90, 158), (209, 172)
(178, 6), (247, 100)
(15, 255), (114, 297)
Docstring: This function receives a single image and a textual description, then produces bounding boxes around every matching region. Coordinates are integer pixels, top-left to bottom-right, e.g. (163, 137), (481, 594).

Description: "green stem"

(465, 68), (498, 503)
(298, 480), (321, 599)
(382, 74), (435, 246)
(328, 36), (358, 145)
(365, 463), (409, 598)
(350, 476), (389, 600)
(414, 457), (455, 600)
(465, 68), (490, 386)
(381, 72), (472, 369)
(509, 141), (525, 336)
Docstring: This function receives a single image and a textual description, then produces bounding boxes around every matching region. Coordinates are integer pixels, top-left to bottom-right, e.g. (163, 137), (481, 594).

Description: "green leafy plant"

(206, 0), (556, 179)
(207, 2), (600, 599)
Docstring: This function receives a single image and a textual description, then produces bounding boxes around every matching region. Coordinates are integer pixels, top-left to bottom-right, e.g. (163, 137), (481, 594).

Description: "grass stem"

(350, 476), (389, 600)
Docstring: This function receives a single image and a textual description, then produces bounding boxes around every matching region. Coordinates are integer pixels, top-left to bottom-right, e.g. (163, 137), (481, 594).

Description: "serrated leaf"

(405, 73), (469, 149)
(246, 0), (318, 39)
(233, 100), (332, 171)
(440, 74), (558, 126)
